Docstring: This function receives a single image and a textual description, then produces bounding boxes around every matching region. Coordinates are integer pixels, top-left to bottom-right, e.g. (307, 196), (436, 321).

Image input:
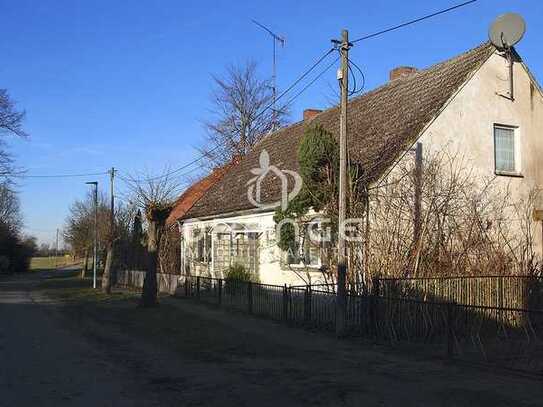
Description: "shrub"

(225, 263), (253, 282)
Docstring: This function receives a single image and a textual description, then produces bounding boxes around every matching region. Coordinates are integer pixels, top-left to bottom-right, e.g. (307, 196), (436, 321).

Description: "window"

(193, 228), (212, 263)
(494, 125), (519, 175)
(286, 223), (322, 267)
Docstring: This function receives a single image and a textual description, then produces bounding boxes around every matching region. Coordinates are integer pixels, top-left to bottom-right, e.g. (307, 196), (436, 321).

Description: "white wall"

(182, 211), (326, 287)
(391, 50), (543, 255)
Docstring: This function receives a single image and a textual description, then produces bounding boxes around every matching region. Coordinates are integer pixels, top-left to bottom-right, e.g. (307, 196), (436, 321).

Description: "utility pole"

(55, 228), (59, 269)
(105, 166), (116, 290)
(334, 29), (350, 337)
(110, 167), (115, 236)
(86, 181), (98, 289)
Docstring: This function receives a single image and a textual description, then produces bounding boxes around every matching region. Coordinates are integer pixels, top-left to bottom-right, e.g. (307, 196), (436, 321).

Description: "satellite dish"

(489, 13), (526, 49)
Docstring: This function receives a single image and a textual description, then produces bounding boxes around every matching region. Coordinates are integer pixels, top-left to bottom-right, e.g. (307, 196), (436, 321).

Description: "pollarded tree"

(124, 172), (178, 307)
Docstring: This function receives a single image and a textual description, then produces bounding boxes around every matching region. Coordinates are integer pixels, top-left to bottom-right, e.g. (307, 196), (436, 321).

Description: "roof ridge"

(182, 40), (498, 220)
(255, 41), (494, 145)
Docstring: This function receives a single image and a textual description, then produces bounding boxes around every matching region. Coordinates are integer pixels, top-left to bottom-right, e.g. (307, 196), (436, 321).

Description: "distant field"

(30, 256), (79, 271)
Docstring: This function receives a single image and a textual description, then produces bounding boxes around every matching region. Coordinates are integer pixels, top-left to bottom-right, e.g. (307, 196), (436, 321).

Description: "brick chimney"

(303, 109), (322, 121)
(389, 66), (418, 81)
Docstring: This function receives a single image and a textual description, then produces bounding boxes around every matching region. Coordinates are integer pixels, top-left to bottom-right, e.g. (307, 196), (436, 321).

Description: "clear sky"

(1, 0), (541, 245)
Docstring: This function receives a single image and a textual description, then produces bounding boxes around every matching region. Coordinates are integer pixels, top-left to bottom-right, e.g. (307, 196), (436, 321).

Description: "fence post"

(282, 284), (288, 321)
(372, 277), (381, 297)
(184, 275), (189, 297)
(218, 279), (222, 306)
(196, 276), (201, 299)
(446, 302), (455, 359)
(498, 276), (504, 309)
(304, 286), (312, 323)
(247, 281), (253, 314)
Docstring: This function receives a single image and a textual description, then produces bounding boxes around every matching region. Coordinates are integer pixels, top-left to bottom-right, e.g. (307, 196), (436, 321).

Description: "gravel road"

(1, 270), (541, 407)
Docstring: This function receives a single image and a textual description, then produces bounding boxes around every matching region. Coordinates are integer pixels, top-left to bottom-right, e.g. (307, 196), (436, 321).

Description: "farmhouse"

(169, 41), (543, 286)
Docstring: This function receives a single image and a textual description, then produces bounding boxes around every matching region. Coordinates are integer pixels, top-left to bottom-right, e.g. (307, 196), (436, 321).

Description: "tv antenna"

(489, 13), (526, 100)
(252, 19), (285, 130)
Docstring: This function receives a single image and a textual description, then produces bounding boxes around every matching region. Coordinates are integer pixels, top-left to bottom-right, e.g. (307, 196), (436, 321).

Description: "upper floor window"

(494, 125), (520, 175)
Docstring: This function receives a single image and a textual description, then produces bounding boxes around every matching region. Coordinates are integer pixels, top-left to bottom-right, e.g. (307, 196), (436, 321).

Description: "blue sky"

(1, 0), (541, 245)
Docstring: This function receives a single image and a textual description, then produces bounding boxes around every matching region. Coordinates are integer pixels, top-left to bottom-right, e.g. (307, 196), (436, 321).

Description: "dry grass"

(30, 256), (79, 271)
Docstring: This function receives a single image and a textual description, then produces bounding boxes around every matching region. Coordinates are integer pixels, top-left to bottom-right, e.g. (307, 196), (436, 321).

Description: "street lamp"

(86, 181), (98, 289)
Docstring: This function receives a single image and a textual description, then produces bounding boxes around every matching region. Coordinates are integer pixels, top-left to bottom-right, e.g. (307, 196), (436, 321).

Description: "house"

(170, 41), (543, 286)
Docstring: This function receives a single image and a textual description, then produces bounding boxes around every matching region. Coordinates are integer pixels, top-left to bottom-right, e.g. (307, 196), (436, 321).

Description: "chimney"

(303, 109), (322, 121)
(389, 66), (418, 81)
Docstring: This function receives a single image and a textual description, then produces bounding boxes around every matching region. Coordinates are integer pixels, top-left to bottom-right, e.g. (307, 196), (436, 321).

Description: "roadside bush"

(0, 222), (35, 273)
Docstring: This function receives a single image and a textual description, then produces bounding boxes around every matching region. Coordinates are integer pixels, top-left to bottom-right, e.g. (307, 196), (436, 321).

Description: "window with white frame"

(494, 125), (520, 175)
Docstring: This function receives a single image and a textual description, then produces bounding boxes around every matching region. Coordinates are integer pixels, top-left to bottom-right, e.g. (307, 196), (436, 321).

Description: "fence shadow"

(116, 270), (543, 375)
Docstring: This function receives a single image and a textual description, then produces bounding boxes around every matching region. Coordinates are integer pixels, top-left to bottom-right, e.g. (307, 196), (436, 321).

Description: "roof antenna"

(252, 19), (286, 131)
(489, 13), (526, 101)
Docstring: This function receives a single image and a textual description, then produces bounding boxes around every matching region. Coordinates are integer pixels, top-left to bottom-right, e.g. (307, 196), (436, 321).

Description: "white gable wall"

(398, 50), (543, 255)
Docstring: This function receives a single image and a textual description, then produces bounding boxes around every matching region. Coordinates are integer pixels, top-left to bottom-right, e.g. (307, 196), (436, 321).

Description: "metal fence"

(117, 271), (543, 375)
(376, 275), (543, 310)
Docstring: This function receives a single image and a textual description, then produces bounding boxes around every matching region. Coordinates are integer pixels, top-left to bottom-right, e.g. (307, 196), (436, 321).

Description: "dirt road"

(0, 270), (541, 406)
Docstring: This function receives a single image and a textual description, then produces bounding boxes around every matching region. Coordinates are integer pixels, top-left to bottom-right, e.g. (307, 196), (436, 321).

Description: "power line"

(351, 0), (479, 43)
(117, 162), (203, 184)
(13, 171), (109, 179)
(10, 48), (337, 185)
(283, 55), (339, 108)
(119, 47), (337, 184)
(347, 55), (366, 96)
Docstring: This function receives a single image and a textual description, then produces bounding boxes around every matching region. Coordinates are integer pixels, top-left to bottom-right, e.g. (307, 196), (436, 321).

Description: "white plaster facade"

(387, 50), (543, 254)
(180, 210), (326, 286)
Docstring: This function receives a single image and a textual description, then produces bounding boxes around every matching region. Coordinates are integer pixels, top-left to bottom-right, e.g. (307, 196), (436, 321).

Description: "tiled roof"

(166, 163), (233, 225)
(184, 42), (495, 220)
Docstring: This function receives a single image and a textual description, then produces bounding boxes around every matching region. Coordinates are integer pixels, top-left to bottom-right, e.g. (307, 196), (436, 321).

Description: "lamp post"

(86, 181), (98, 289)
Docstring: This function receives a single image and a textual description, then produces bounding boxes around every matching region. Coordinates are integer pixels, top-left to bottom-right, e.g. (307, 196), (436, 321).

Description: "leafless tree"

(0, 89), (27, 180)
(357, 151), (542, 291)
(200, 61), (289, 167)
(0, 182), (22, 232)
(64, 191), (109, 278)
(123, 171), (180, 306)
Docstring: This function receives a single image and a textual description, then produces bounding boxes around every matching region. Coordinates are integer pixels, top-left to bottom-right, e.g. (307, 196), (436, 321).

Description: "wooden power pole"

(101, 167), (116, 294)
(336, 29), (350, 337)
(110, 167), (115, 235)
(55, 228), (59, 268)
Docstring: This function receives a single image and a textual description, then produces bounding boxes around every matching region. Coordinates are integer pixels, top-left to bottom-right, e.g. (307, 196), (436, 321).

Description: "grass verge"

(30, 256), (80, 271)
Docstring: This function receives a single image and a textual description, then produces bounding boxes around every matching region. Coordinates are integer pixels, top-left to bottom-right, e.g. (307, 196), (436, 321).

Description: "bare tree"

(0, 183), (22, 232)
(124, 172), (179, 307)
(0, 89), (27, 180)
(360, 151), (542, 289)
(100, 201), (139, 294)
(64, 191), (109, 278)
(200, 62), (289, 167)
